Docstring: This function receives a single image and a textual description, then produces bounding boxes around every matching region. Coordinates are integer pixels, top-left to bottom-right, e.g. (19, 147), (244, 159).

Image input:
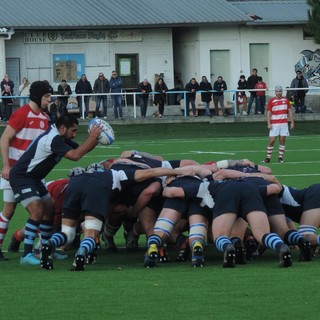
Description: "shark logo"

(295, 49), (320, 86)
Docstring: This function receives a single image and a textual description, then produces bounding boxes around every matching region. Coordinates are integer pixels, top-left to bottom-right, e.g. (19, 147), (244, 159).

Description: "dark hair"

(258, 76), (262, 81)
(252, 68), (258, 72)
(56, 114), (79, 129)
(240, 75), (246, 79)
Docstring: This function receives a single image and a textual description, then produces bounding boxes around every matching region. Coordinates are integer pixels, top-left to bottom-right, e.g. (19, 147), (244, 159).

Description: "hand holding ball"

(88, 119), (115, 145)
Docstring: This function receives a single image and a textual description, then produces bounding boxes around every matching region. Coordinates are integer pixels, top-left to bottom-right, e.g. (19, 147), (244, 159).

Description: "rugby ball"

(88, 119), (115, 145)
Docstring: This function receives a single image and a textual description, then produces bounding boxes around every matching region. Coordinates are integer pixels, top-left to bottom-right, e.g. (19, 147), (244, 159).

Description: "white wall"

(4, 28), (174, 90)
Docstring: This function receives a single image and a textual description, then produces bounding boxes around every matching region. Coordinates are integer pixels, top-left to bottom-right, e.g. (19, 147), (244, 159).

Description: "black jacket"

(199, 81), (212, 102)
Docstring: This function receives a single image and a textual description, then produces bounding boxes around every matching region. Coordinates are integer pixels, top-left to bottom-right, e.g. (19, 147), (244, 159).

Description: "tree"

(306, 0), (320, 44)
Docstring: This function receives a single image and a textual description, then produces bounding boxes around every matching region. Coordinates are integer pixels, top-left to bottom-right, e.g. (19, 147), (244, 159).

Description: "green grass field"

(1, 122), (320, 320)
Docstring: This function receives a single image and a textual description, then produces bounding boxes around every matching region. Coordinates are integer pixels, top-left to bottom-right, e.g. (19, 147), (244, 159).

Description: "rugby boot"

(104, 236), (118, 253)
(0, 248), (8, 261)
(245, 236), (259, 261)
(223, 244), (236, 268)
(279, 244), (292, 268)
(176, 236), (191, 262)
(40, 240), (54, 270)
(235, 243), (246, 265)
(298, 240), (313, 262)
(144, 244), (158, 268)
(8, 232), (22, 252)
(71, 248), (86, 271)
(158, 246), (170, 263)
(191, 241), (205, 268)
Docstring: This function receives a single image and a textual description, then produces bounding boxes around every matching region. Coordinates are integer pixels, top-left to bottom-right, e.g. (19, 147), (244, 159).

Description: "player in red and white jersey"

(0, 81), (51, 261)
(262, 85), (294, 164)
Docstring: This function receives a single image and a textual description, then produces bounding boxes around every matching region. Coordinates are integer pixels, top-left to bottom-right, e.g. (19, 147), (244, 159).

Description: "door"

(115, 54), (139, 89)
(250, 44), (269, 87)
(5, 58), (20, 94)
(210, 50), (230, 100)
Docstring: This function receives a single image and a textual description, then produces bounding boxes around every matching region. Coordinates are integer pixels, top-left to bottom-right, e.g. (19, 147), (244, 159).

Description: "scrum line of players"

(8, 150), (319, 271)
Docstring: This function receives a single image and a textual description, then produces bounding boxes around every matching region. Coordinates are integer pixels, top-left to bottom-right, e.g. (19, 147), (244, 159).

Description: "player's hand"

(1, 165), (11, 180)
(89, 123), (103, 140)
(121, 150), (134, 158)
(290, 122), (294, 130)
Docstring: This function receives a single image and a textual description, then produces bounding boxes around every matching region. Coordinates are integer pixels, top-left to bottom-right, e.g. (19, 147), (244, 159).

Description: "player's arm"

(267, 110), (272, 129)
(0, 125), (16, 180)
(64, 126), (101, 161)
(288, 107), (294, 129)
(162, 186), (186, 199)
(120, 150), (164, 161)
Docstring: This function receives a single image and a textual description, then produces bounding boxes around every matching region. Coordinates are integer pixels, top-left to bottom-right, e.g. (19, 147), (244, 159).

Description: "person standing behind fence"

(262, 85), (294, 164)
(255, 76), (267, 115)
(237, 75), (248, 115)
(185, 78), (199, 117)
(1, 74), (15, 121)
(75, 74), (92, 120)
(57, 79), (72, 116)
(213, 76), (228, 116)
(93, 72), (110, 119)
(18, 77), (30, 107)
(247, 68), (259, 115)
(199, 76), (212, 117)
(109, 71), (123, 119)
(153, 78), (168, 118)
(138, 79), (152, 118)
(290, 70), (308, 114)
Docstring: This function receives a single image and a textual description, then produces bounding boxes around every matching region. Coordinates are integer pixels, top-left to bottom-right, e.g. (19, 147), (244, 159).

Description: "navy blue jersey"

(10, 125), (78, 181)
(279, 184), (320, 222)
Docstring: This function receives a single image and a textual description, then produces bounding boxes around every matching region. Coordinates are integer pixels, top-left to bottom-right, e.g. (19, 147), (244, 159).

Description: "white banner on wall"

(24, 30), (142, 44)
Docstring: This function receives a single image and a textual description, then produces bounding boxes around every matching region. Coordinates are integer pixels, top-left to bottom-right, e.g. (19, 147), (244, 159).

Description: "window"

(53, 54), (85, 82)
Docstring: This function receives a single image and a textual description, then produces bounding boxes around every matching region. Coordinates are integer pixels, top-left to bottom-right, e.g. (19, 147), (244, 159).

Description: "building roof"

(230, 1), (309, 25)
(0, 0), (309, 30)
(0, 0), (250, 30)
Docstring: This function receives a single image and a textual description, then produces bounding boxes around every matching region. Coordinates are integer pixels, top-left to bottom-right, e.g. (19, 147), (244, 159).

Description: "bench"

(179, 95), (233, 116)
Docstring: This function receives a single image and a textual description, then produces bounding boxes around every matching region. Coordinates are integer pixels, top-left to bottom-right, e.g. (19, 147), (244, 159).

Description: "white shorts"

(269, 124), (290, 137)
(0, 177), (15, 202)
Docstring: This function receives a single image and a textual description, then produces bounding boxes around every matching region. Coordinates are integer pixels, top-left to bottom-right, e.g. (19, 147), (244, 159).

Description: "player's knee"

(83, 219), (103, 232)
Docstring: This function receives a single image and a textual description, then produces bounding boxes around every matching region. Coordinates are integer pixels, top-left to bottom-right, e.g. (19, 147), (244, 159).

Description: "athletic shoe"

(8, 233), (21, 252)
(245, 236), (259, 261)
(71, 248), (86, 271)
(235, 244), (246, 265)
(104, 236), (118, 253)
(53, 251), (68, 260)
(176, 236), (191, 262)
(0, 248), (8, 261)
(279, 244), (292, 268)
(262, 158), (270, 163)
(191, 241), (204, 268)
(40, 241), (54, 270)
(158, 246), (170, 263)
(278, 158), (284, 163)
(144, 244), (158, 268)
(125, 230), (139, 251)
(86, 250), (97, 265)
(20, 253), (40, 266)
(103, 116), (108, 119)
(242, 111), (247, 115)
(223, 244), (236, 268)
(298, 240), (313, 262)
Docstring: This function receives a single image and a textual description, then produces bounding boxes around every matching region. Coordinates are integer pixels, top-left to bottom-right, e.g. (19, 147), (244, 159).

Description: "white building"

(0, 0), (318, 99)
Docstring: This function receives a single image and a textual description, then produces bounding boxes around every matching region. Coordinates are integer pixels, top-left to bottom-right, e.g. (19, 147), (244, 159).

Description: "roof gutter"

(0, 27), (15, 40)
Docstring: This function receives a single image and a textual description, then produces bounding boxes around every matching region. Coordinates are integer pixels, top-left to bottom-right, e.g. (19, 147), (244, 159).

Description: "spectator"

(57, 79), (72, 116)
(1, 74), (15, 121)
(18, 77), (30, 107)
(247, 68), (259, 115)
(153, 77), (168, 118)
(185, 78), (199, 117)
(237, 75), (248, 115)
(255, 76), (267, 115)
(290, 70), (309, 113)
(138, 79), (152, 118)
(213, 76), (228, 116)
(75, 74), (92, 119)
(109, 71), (123, 119)
(199, 76), (212, 117)
(262, 85), (294, 164)
(93, 72), (110, 118)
